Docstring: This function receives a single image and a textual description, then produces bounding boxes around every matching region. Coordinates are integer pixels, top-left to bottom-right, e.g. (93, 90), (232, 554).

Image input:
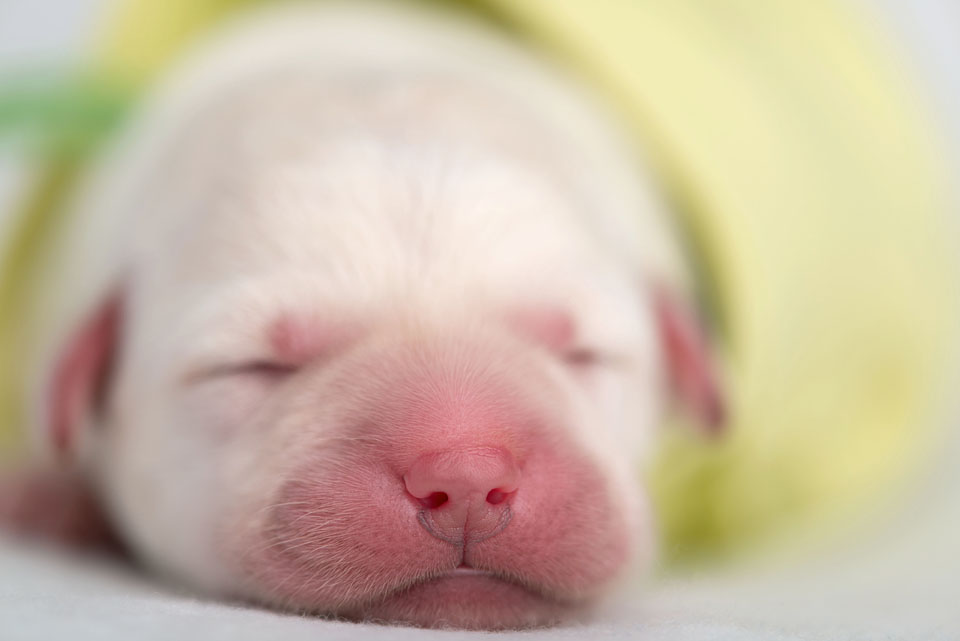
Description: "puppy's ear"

(652, 285), (726, 434)
(46, 291), (123, 458)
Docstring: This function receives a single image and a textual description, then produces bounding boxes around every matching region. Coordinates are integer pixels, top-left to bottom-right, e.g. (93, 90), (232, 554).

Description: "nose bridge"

(384, 325), (546, 432)
(403, 447), (520, 544)
(404, 447), (519, 500)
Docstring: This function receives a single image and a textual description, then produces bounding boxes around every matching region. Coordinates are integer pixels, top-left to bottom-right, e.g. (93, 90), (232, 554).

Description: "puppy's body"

(7, 2), (714, 630)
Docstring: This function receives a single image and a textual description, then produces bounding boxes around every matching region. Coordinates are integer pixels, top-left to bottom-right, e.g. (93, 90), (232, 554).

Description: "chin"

(342, 570), (584, 630)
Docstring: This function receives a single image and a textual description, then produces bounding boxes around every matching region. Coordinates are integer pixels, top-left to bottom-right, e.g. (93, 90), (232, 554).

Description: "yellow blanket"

(1, 0), (956, 564)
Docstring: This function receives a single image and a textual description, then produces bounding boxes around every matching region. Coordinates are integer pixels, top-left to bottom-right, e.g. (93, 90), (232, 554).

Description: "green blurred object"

(0, 0), (956, 566)
(0, 72), (132, 158)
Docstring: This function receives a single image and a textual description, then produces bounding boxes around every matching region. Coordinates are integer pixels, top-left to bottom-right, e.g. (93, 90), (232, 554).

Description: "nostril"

(404, 447), (520, 514)
(418, 491), (448, 510)
(485, 488), (511, 505)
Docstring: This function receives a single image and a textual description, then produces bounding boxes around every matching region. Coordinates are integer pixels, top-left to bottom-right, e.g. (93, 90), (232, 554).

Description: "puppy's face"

(81, 141), (664, 629)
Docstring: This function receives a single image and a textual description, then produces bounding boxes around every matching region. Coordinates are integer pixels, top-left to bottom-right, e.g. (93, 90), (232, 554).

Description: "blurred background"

(0, 0), (959, 637)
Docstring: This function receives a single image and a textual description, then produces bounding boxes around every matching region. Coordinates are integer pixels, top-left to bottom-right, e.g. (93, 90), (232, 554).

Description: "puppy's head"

(41, 112), (721, 629)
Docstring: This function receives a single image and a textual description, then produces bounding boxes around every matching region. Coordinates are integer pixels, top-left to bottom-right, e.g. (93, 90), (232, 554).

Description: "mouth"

(346, 565), (574, 630)
(449, 566), (494, 578)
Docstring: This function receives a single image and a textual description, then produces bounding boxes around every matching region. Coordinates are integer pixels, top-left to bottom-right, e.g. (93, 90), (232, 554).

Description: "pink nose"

(403, 447), (520, 544)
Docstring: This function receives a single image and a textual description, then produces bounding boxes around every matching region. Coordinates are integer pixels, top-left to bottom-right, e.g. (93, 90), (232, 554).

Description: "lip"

(449, 566), (495, 578)
(355, 569), (568, 629)
(386, 566), (551, 609)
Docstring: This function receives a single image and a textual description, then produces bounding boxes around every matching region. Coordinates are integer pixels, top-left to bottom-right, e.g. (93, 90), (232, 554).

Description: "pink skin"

(0, 467), (120, 552)
(267, 314), (361, 367)
(506, 307), (577, 353)
(48, 292), (122, 455)
(506, 307), (606, 368)
(653, 287), (726, 432)
(0, 293), (123, 551)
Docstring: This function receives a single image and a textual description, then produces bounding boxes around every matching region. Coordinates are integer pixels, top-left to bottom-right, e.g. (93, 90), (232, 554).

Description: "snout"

(233, 332), (639, 628)
(404, 447), (520, 544)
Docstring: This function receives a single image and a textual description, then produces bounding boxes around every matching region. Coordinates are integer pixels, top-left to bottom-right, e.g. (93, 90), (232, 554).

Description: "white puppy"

(1, 2), (722, 630)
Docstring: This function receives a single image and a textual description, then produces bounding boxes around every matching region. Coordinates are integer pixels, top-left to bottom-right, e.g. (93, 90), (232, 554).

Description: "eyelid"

(562, 347), (634, 371)
(563, 347), (601, 366)
(226, 360), (299, 376)
(181, 358), (299, 384)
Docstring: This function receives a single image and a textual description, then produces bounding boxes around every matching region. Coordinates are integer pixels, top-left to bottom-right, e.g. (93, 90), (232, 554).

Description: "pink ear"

(653, 286), (726, 434)
(48, 292), (123, 457)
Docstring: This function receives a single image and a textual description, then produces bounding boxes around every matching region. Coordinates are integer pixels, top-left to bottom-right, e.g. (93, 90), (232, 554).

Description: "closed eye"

(562, 347), (634, 371)
(563, 348), (601, 367)
(183, 360), (299, 384)
(227, 361), (299, 377)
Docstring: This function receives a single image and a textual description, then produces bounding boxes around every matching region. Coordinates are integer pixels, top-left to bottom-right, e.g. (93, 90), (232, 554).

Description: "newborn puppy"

(1, 2), (723, 630)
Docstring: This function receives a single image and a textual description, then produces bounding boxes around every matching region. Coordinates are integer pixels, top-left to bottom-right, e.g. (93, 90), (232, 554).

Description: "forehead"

(144, 137), (623, 312)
